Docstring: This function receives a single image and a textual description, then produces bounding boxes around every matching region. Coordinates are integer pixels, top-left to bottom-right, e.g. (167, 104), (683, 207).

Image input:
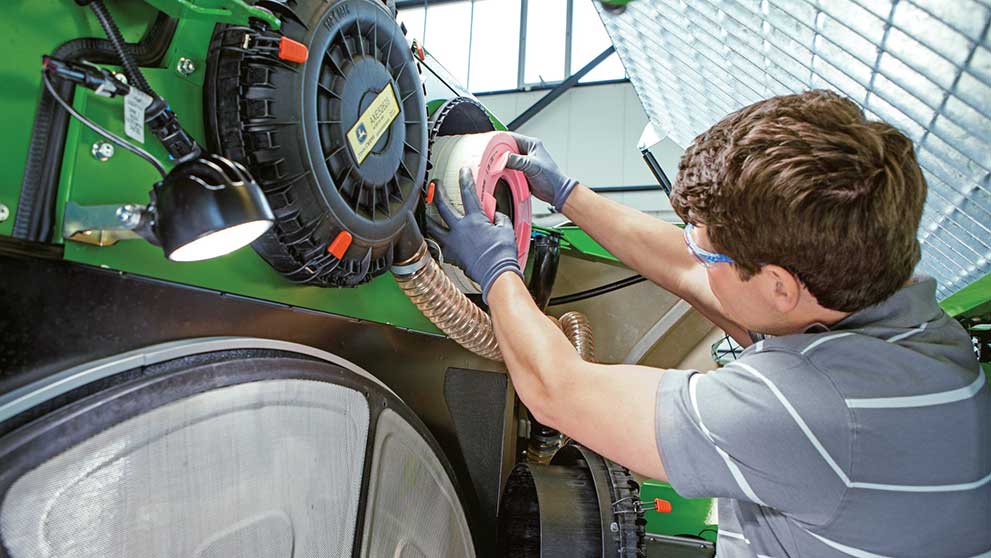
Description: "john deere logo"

(347, 86), (399, 164)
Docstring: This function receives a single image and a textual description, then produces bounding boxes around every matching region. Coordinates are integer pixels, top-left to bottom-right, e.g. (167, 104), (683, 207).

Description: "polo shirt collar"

(831, 275), (942, 331)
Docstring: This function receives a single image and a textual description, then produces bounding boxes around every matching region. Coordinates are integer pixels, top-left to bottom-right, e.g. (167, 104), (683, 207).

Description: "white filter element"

(361, 409), (475, 558)
(597, 0), (991, 299)
(1, 380), (369, 558)
(431, 134), (486, 293)
(430, 131), (532, 293)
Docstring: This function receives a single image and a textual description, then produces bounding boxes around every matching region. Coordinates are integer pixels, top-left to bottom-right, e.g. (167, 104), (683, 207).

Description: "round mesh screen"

(1, 380), (369, 558)
(361, 409), (475, 558)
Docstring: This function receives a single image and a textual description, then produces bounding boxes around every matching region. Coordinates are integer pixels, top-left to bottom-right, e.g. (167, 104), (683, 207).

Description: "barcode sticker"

(124, 88), (152, 143)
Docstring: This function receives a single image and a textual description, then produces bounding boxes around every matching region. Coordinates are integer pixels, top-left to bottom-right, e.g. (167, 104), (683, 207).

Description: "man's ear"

(761, 264), (801, 313)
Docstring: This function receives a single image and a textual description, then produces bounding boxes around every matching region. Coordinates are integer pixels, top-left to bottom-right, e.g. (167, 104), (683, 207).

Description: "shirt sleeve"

(655, 352), (849, 525)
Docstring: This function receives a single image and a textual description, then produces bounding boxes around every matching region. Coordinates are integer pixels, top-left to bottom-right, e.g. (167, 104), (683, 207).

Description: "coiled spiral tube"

(393, 243), (503, 361)
(559, 311), (596, 363)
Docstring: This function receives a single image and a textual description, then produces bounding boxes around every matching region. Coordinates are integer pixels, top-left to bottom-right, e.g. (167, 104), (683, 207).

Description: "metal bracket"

(63, 202), (148, 247)
(141, 0), (280, 30)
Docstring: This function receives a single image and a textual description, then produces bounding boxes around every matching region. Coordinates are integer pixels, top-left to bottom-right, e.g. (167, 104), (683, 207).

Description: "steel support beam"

(507, 45), (615, 131)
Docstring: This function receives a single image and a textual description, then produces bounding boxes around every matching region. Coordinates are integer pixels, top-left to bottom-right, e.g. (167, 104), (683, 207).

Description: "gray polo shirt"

(656, 277), (990, 557)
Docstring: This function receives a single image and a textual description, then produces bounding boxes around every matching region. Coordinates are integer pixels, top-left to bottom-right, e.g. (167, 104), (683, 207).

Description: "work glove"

(427, 168), (523, 304)
(505, 132), (578, 212)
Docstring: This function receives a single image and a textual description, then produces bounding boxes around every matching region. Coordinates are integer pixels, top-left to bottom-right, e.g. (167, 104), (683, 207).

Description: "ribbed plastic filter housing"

(598, 0), (991, 299)
(1, 380), (369, 558)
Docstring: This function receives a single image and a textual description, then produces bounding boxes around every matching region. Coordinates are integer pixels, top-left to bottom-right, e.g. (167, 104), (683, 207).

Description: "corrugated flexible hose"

(392, 242), (596, 364)
(559, 311), (596, 363)
(393, 242), (503, 361)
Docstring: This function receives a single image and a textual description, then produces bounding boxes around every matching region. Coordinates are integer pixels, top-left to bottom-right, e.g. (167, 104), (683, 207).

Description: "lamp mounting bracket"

(63, 202), (156, 247)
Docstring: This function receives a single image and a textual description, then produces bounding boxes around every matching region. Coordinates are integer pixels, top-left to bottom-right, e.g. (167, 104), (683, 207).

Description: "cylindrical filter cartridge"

(428, 132), (532, 292)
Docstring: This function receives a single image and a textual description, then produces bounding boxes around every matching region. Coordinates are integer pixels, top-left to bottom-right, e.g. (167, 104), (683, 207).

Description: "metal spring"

(393, 244), (503, 361)
(559, 311), (596, 363)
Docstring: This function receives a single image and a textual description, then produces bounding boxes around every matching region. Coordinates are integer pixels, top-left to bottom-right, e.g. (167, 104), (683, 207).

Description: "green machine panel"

(1, 1), (439, 332)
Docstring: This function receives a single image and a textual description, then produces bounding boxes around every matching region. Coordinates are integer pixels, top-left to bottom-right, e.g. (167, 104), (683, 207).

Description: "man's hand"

(505, 132), (578, 211)
(427, 168), (522, 303)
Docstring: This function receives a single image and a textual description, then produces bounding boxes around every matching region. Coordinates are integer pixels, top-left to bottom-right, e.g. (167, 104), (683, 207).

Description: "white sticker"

(124, 88), (153, 143)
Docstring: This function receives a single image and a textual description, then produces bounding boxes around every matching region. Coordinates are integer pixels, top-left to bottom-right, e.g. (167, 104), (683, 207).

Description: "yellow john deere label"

(347, 84), (400, 165)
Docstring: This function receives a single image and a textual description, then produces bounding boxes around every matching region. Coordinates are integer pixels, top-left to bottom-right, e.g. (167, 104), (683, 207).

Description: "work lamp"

(152, 155), (274, 262)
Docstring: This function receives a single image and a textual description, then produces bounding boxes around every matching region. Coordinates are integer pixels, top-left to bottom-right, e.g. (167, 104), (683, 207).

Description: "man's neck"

(793, 306), (851, 333)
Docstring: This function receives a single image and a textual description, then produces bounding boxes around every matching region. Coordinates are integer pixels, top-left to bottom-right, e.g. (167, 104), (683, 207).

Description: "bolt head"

(0, 204), (8, 223)
(610, 522), (619, 532)
(115, 204), (142, 227)
(176, 57), (196, 77)
(91, 141), (115, 161)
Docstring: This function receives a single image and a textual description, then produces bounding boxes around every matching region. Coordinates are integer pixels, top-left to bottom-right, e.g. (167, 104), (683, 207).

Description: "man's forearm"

(561, 185), (695, 295)
(486, 271), (585, 427)
(486, 270), (671, 480)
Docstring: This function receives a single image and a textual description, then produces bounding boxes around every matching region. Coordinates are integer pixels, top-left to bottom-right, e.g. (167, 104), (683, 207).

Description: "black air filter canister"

(205, 0), (427, 287)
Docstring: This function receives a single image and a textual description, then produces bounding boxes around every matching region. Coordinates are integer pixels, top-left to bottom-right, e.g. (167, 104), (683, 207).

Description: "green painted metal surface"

(639, 480), (717, 543)
(940, 272), (991, 318)
(0, 1), (161, 237)
(542, 225), (621, 265)
(0, 1), (439, 332)
(143, 0), (280, 29)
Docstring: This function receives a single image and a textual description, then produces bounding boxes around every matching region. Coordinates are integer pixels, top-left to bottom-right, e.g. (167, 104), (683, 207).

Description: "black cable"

(547, 274), (647, 306)
(697, 528), (720, 540)
(87, 0), (200, 163)
(88, 0), (155, 96)
(14, 11), (176, 243)
(42, 73), (167, 178)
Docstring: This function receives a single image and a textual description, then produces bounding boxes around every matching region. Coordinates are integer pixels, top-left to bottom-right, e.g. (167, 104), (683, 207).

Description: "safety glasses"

(684, 223), (735, 268)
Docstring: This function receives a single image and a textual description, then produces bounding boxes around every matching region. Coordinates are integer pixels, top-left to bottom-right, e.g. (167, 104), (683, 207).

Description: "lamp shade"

(154, 155), (274, 262)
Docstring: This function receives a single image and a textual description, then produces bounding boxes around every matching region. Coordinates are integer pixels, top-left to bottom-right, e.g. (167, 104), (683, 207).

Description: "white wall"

(477, 81), (684, 221)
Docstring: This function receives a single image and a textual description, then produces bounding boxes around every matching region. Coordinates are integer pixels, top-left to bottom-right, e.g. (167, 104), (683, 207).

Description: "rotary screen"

(1, 380), (369, 558)
(598, 0), (991, 299)
(361, 409), (475, 558)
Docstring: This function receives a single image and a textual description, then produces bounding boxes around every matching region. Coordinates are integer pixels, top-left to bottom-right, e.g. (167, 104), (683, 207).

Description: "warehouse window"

(399, 5), (425, 46)
(398, 0), (626, 93)
(468, 0), (522, 92)
(424, 2), (473, 85)
(569, 0), (625, 83)
(523, 0), (568, 85)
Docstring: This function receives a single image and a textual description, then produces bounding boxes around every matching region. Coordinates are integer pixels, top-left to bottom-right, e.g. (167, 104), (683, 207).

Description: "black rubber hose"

(88, 0), (155, 96)
(547, 275), (647, 306)
(13, 12), (176, 242)
(527, 234), (561, 311)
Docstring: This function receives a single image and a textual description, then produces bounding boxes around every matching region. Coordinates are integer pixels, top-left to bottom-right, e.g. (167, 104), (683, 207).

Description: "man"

(428, 90), (989, 557)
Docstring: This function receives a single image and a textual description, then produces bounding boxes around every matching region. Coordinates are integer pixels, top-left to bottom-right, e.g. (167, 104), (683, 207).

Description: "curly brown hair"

(670, 90), (927, 312)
